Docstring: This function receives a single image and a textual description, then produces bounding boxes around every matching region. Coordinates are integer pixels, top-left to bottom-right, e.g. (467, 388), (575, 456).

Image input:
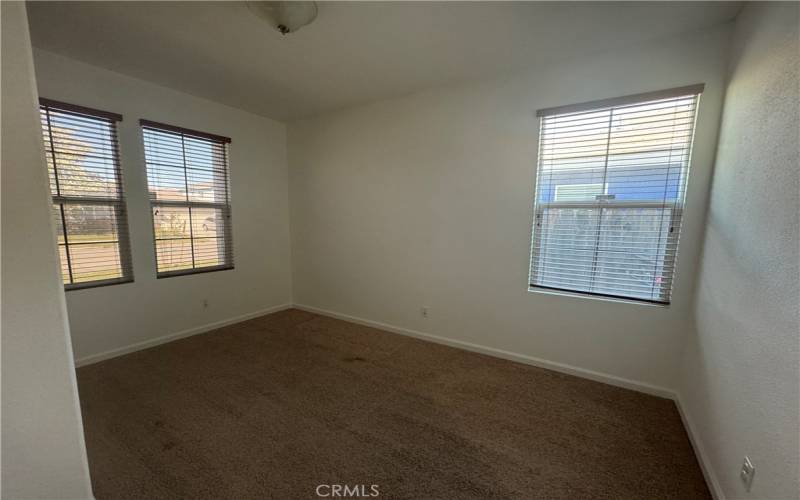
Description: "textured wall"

(680, 3), (800, 498)
(1, 2), (93, 497)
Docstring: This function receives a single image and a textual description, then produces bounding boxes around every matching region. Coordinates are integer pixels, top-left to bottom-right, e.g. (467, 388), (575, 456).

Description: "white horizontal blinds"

(39, 99), (133, 289)
(141, 120), (233, 277)
(530, 86), (703, 303)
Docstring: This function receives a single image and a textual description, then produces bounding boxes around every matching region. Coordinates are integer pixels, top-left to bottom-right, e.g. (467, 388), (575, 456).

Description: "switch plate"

(740, 456), (755, 492)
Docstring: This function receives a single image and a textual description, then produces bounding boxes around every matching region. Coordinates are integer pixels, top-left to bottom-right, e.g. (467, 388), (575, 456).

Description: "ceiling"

(26, 1), (742, 122)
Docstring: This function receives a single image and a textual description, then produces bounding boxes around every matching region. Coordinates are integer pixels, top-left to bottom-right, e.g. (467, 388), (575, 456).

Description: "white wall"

(31, 50), (293, 362)
(288, 26), (731, 392)
(1, 2), (93, 498)
(679, 3), (800, 499)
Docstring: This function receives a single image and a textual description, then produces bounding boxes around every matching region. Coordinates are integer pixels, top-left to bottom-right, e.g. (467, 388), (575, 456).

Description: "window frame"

(139, 119), (234, 279)
(39, 98), (133, 291)
(528, 85), (703, 305)
(530, 201), (684, 304)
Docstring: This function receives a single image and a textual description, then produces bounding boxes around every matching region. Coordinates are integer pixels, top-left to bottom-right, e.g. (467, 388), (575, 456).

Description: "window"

(40, 98), (133, 289)
(529, 85), (703, 304)
(141, 120), (233, 277)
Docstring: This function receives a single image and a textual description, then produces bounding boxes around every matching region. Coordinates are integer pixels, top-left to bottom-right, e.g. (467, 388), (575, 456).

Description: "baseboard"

(675, 395), (725, 500)
(292, 303), (676, 399)
(74, 303), (293, 367)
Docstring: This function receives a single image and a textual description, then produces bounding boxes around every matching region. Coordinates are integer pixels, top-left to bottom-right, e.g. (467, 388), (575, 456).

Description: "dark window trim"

(65, 277), (134, 292)
(39, 97), (123, 122)
(139, 119), (231, 144)
(156, 265), (234, 279)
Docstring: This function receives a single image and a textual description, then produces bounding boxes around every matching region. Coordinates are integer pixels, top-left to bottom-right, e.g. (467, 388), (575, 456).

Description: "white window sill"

(527, 287), (668, 308)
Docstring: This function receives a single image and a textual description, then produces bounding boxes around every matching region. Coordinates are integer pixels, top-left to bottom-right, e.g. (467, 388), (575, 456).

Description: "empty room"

(2, 1), (798, 499)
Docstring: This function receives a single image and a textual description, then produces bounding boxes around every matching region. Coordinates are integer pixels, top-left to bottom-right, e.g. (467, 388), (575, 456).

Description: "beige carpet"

(77, 309), (710, 499)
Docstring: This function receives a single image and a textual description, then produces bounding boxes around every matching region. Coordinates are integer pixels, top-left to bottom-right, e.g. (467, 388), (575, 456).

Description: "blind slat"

(529, 87), (701, 304)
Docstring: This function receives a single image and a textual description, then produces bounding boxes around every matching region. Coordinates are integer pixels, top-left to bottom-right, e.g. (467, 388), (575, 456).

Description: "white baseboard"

(73, 303), (292, 367)
(675, 395), (725, 500)
(292, 303), (676, 399)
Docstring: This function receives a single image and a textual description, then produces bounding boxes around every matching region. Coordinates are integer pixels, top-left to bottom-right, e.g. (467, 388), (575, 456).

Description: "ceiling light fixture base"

(246, 1), (318, 35)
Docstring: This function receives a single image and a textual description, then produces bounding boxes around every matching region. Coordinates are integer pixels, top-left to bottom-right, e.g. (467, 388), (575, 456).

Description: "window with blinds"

(141, 120), (233, 277)
(529, 85), (703, 304)
(39, 98), (133, 290)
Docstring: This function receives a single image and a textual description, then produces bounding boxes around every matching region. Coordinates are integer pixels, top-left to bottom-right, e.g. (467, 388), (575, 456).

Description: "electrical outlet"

(740, 456), (755, 492)
(203, 299), (209, 309)
(420, 306), (428, 318)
